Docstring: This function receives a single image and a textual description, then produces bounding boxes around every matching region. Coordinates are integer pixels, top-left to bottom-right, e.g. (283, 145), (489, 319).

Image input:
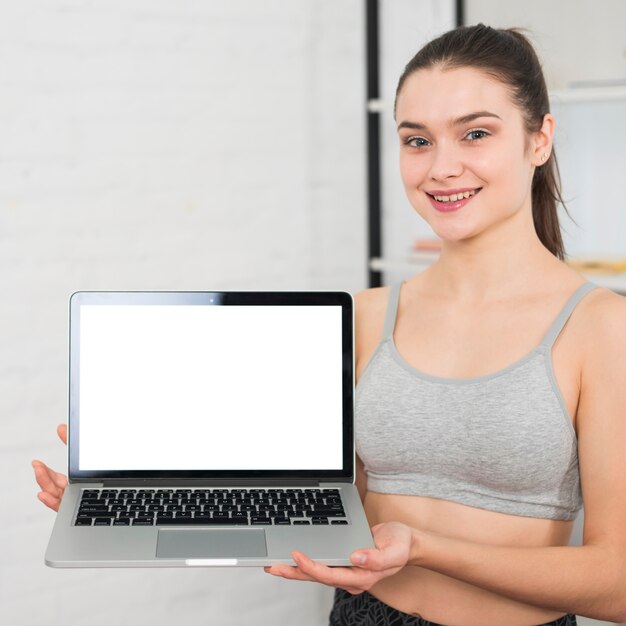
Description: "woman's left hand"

(264, 521), (414, 595)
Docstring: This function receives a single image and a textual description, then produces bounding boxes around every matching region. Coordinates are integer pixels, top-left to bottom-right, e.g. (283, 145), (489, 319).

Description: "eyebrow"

(397, 111), (502, 132)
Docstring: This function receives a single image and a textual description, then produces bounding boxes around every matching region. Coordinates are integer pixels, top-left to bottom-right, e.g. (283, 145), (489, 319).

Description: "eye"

(403, 136), (431, 149)
(464, 129), (489, 142)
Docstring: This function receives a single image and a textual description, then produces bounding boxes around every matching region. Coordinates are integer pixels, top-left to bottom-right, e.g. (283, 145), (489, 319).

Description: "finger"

(264, 565), (317, 583)
(291, 552), (376, 589)
(32, 461), (67, 496)
(57, 424), (68, 445)
(32, 460), (67, 492)
(264, 564), (365, 595)
(37, 491), (61, 512)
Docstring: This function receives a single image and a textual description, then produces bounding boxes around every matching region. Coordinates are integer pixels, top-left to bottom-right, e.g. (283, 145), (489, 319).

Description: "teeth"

(433, 190), (476, 202)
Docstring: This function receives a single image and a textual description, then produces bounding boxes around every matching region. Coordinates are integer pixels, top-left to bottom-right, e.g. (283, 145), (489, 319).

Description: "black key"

(113, 518), (131, 525)
(310, 517), (329, 523)
(79, 505), (108, 512)
(186, 504), (202, 512)
(129, 505), (145, 512)
(81, 492), (99, 500)
(87, 511), (116, 518)
(240, 504), (257, 512)
(111, 505), (128, 512)
(94, 518), (112, 526)
(75, 518), (93, 526)
(176, 512), (192, 520)
(166, 505), (183, 512)
(204, 504), (220, 512)
(310, 509), (345, 517)
(205, 518), (247, 526)
(331, 520), (349, 525)
(212, 513), (230, 521)
(273, 518), (291, 525)
(293, 520), (311, 525)
(231, 512), (248, 521)
(156, 517), (246, 526)
(312, 519), (329, 525)
(132, 519), (154, 526)
(222, 504), (238, 512)
(147, 505), (163, 512)
(258, 504), (274, 512)
(250, 518), (272, 525)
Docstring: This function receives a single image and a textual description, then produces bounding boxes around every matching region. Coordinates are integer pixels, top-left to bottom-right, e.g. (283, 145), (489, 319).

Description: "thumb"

(349, 545), (395, 571)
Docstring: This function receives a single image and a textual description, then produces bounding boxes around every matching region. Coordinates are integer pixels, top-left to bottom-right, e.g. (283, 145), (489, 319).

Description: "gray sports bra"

(356, 281), (598, 521)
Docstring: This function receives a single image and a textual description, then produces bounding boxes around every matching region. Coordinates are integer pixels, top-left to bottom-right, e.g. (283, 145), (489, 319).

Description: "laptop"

(45, 290), (373, 567)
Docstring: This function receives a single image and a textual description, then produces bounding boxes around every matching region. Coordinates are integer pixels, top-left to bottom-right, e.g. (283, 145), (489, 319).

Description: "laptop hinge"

(99, 479), (324, 487)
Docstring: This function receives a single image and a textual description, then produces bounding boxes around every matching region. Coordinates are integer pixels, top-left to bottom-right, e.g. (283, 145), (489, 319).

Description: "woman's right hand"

(32, 424), (68, 512)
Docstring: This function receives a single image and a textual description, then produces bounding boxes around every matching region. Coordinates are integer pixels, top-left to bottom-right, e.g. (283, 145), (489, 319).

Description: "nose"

(427, 142), (463, 182)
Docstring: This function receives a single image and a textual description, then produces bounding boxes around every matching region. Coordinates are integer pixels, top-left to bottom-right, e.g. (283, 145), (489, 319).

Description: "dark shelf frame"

(365, 0), (465, 288)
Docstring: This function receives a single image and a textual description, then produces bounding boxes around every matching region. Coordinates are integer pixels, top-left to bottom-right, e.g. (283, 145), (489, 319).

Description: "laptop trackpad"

(156, 528), (267, 558)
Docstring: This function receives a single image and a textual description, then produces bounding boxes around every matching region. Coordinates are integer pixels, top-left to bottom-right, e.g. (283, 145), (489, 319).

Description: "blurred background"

(1, 1), (624, 625)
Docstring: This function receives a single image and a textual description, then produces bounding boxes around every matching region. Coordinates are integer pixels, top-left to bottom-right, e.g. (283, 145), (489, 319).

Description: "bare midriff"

(363, 491), (573, 626)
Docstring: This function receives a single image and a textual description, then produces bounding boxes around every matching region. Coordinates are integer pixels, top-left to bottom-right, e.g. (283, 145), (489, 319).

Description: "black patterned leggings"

(329, 589), (577, 626)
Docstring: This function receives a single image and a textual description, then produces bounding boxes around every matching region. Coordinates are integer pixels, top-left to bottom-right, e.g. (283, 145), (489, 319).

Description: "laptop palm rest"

(156, 529), (267, 559)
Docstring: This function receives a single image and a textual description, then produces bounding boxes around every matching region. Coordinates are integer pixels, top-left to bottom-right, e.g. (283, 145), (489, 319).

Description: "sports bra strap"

(540, 282), (598, 347)
(382, 283), (403, 340)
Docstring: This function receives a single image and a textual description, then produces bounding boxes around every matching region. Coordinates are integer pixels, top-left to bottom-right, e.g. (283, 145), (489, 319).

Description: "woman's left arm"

(267, 291), (626, 622)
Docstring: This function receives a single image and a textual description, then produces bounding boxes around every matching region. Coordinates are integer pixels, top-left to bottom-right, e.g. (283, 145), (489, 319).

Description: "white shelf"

(368, 87), (626, 114)
(370, 257), (626, 294)
(550, 86), (626, 104)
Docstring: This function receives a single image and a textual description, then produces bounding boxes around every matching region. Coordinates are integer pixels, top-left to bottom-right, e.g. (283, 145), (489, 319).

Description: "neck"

(427, 209), (558, 303)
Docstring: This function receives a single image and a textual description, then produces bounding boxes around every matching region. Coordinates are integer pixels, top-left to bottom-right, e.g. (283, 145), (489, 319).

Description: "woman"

(34, 25), (626, 626)
(263, 24), (626, 625)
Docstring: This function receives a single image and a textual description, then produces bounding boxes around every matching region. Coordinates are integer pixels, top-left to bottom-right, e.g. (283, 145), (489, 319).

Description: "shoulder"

(353, 286), (390, 318)
(574, 287), (626, 417)
(577, 287), (626, 359)
(353, 286), (392, 371)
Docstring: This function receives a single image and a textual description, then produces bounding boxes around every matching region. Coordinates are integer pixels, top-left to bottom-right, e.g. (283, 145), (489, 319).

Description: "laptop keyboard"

(74, 488), (348, 527)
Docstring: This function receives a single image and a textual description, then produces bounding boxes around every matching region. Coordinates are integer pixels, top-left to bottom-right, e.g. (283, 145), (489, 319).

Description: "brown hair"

(396, 24), (568, 259)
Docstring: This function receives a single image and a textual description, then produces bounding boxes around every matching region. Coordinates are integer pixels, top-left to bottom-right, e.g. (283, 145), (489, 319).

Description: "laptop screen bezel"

(67, 290), (354, 484)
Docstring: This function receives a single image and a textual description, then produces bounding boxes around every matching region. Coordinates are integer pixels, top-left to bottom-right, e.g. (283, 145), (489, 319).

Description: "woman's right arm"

(353, 287), (386, 506)
(32, 424), (68, 512)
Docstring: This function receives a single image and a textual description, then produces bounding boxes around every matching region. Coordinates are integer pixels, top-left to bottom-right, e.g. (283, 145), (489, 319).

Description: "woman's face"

(395, 66), (546, 244)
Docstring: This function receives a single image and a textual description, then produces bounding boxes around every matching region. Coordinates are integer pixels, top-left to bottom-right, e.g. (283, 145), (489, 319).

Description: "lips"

(425, 187), (481, 213)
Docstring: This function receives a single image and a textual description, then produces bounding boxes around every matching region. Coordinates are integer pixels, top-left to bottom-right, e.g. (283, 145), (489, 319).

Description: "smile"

(432, 189), (477, 202)
(425, 188), (481, 213)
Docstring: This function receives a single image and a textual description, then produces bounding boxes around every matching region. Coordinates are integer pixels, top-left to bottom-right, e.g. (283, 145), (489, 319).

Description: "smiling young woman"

(262, 24), (626, 626)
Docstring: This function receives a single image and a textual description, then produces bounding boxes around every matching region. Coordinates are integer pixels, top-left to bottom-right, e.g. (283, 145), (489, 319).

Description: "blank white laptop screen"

(78, 304), (343, 471)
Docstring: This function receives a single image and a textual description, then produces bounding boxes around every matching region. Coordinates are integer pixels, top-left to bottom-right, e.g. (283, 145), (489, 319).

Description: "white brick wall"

(0, 2), (366, 624)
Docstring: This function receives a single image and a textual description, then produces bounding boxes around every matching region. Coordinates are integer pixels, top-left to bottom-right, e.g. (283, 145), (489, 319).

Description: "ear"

(530, 113), (555, 166)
